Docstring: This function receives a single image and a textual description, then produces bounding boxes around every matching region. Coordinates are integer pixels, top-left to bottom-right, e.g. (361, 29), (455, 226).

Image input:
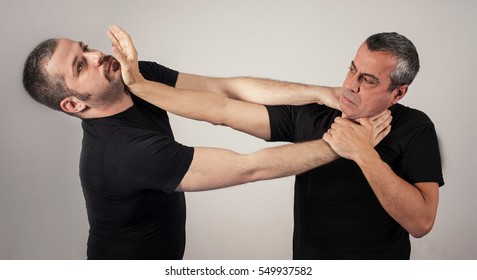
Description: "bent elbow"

(410, 230), (429, 239)
(409, 219), (435, 238)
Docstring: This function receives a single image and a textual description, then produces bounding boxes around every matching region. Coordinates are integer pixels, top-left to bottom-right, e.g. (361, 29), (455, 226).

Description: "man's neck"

(80, 93), (134, 119)
(340, 109), (389, 123)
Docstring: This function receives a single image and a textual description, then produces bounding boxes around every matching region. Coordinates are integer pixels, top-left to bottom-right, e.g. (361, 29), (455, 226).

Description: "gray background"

(1, 0), (476, 259)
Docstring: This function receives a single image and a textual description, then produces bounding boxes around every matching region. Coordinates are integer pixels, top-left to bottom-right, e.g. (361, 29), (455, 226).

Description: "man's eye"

(348, 66), (356, 74)
(363, 77), (376, 85)
(362, 77), (378, 89)
(82, 45), (89, 52)
(77, 61), (84, 74)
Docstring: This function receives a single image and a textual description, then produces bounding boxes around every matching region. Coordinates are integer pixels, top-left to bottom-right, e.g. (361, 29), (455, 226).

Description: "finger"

(108, 35), (127, 65)
(330, 123), (339, 130)
(107, 27), (127, 61)
(107, 28), (121, 49)
(322, 131), (331, 143)
(333, 117), (355, 125)
(108, 25), (131, 50)
(354, 117), (371, 128)
(374, 125), (391, 144)
(370, 111), (391, 129)
(333, 116), (350, 124)
(382, 114), (392, 127)
(107, 28), (123, 53)
(371, 109), (391, 122)
(108, 25), (126, 42)
(109, 25), (135, 53)
(367, 111), (392, 131)
(111, 46), (127, 68)
(109, 24), (122, 34)
(109, 24), (129, 42)
(333, 116), (343, 124)
(108, 25), (139, 62)
(372, 115), (392, 133)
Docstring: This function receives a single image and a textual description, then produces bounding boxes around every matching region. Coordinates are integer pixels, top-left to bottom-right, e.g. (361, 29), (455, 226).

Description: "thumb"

(354, 117), (370, 126)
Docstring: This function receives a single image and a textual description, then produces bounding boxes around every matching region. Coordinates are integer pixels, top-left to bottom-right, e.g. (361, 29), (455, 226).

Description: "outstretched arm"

(108, 25), (393, 193)
(181, 111), (392, 192)
(107, 25), (338, 140)
(178, 140), (337, 192)
(176, 73), (341, 109)
(108, 25), (272, 140)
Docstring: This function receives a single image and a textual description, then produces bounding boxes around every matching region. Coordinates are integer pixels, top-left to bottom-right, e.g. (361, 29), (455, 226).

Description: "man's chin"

(340, 107), (361, 120)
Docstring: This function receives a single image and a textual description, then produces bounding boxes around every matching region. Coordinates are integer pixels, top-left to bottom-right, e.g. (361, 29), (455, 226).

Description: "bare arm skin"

(108, 25), (392, 193)
(178, 140), (338, 191)
(323, 117), (439, 238)
(176, 73), (341, 109)
(128, 79), (272, 140)
(107, 25), (271, 139)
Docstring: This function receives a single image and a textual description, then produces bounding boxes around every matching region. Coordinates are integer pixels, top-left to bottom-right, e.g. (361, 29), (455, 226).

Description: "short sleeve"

(266, 105), (297, 142)
(399, 123), (445, 187)
(139, 61), (179, 87)
(105, 129), (194, 194)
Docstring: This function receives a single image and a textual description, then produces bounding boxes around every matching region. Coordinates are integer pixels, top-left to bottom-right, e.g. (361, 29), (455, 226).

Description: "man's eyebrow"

(71, 41), (84, 76)
(79, 41), (88, 50)
(351, 61), (379, 81)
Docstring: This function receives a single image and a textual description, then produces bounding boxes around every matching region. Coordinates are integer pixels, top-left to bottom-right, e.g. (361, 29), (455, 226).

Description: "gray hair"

(365, 32), (420, 92)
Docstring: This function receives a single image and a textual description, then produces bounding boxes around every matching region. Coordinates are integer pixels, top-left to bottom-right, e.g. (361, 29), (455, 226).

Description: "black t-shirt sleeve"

(139, 61), (179, 87)
(105, 130), (194, 194)
(266, 105), (297, 142)
(399, 122), (445, 186)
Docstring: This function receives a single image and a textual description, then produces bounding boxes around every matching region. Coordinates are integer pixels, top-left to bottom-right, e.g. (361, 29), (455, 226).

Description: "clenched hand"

(323, 110), (392, 161)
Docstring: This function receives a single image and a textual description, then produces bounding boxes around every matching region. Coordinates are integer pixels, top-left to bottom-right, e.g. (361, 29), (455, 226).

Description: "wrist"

(127, 77), (147, 95)
(354, 147), (380, 167)
(315, 86), (341, 110)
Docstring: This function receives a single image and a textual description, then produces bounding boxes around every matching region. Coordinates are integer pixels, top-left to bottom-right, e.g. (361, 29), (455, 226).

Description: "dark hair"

(22, 39), (90, 113)
(365, 32), (420, 92)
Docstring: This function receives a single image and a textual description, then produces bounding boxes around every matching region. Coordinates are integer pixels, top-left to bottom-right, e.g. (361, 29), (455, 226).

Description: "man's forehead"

(353, 44), (397, 77)
(53, 38), (80, 55)
(44, 38), (79, 77)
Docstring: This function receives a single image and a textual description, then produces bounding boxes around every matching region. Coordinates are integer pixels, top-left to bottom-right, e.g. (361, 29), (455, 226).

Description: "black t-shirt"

(79, 61), (194, 259)
(267, 103), (444, 259)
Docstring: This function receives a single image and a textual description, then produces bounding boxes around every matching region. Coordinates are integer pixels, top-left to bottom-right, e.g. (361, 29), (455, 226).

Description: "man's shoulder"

(138, 61), (178, 86)
(82, 115), (170, 145)
(102, 127), (175, 165)
(391, 103), (435, 127)
(386, 104), (440, 145)
(268, 103), (338, 114)
(138, 61), (159, 81)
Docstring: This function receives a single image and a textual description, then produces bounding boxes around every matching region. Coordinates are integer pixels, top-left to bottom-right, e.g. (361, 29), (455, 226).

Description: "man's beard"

(92, 55), (126, 107)
(92, 81), (126, 108)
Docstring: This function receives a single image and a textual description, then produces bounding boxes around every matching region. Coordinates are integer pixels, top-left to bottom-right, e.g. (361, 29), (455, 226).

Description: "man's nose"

(85, 51), (104, 67)
(345, 75), (360, 94)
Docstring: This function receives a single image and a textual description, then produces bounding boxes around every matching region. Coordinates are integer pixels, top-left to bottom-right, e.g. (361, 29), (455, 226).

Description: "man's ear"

(60, 97), (87, 114)
(391, 85), (408, 104)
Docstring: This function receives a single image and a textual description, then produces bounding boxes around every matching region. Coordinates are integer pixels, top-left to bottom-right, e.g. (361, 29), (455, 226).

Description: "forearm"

(178, 139), (339, 192)
(247, 139), (339, 181)
(355, 150), (438, 238)
(130, 79), (229, 125)
(177, 74), (341, 108)
(129, 80), (271, 139)
(222, 77), (340, 107)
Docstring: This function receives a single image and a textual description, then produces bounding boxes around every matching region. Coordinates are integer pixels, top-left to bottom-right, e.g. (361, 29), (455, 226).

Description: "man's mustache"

(103, 55), (120, 72)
